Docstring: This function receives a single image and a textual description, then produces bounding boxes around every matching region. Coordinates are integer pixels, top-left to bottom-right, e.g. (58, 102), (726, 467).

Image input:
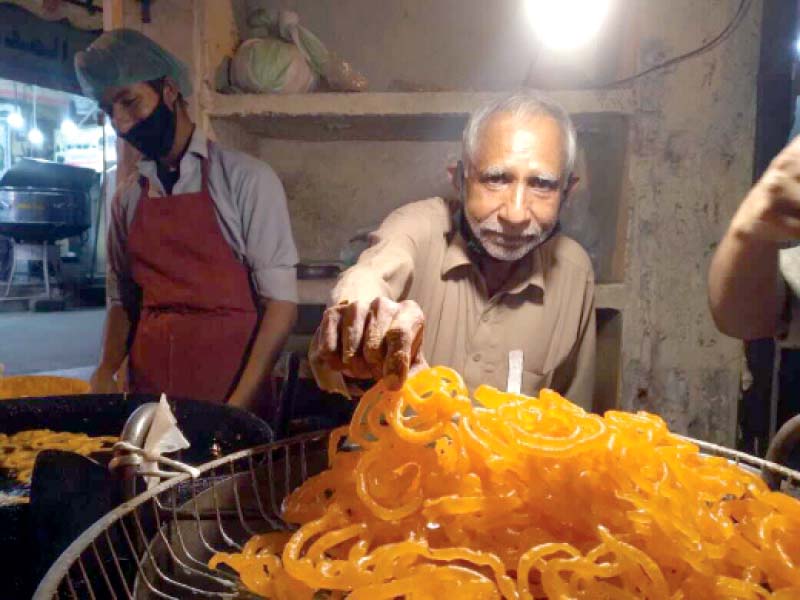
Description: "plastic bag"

(323, 51), (369, 93)
(247, 9), (328, 72)
(227, 37), (318, 94)
(219, 9), (368, 94)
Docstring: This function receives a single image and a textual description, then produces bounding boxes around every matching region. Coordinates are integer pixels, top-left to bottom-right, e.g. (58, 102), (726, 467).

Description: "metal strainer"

(33, 431), (800, 599)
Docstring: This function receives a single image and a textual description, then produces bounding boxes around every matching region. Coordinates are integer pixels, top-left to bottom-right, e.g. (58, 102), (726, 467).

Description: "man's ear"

(162, 77), (180, 110)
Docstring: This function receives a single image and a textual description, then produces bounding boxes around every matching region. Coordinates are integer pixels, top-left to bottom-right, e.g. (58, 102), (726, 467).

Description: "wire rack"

(33, 431), (800, 600)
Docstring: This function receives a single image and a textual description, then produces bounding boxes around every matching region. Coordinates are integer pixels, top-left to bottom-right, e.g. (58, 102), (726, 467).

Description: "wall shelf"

(298, 279), (626, 310)
(595, 283), (626, 311)
(205, 89), (635, 141)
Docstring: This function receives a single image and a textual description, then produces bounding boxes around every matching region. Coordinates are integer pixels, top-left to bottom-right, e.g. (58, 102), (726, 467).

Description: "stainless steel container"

(0, 186), (90, 242)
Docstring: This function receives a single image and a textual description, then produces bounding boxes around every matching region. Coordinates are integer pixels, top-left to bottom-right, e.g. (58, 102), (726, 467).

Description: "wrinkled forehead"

(470, 112), (566, 175)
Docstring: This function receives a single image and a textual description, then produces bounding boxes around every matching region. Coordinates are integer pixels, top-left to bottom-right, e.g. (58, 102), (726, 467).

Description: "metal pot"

(0, 186), (90, 242)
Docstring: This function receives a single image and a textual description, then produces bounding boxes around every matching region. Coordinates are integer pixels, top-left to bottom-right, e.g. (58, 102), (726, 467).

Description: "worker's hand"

(309, 297), (427, 392)
(89, 365), (120, 394)
(732, 136), (800, 243)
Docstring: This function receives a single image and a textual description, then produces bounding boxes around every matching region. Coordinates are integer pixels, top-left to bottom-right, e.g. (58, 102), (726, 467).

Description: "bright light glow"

(60, 118), (79, 137)
(525, 0), (611, 51)
(796, 37), (800, 56)
(27, 127), (44, 146)
(7, 110), (24, 130)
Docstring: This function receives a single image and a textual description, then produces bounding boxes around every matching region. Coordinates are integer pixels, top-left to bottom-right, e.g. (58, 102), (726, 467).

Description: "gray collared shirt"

(107, 128), (299, 307)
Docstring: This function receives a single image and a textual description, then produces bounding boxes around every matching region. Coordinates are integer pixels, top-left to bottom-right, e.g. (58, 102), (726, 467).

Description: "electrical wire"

(603, 0), (751, 88)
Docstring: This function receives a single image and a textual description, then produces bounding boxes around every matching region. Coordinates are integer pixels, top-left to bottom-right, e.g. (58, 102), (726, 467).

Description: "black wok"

(0, 393), (274, 599)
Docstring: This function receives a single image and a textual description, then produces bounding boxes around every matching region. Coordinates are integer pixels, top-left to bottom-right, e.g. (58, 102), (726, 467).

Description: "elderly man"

(310, 92), (596, 408)
(76, 29), (298, 411)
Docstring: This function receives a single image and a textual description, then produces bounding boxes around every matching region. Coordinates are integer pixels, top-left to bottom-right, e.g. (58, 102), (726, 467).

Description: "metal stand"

(0, 239), (65, 310)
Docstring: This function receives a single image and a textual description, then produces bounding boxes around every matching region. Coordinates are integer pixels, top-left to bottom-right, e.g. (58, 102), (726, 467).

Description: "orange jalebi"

(0, 429), (117, 483)
(210, 366), (800, 599)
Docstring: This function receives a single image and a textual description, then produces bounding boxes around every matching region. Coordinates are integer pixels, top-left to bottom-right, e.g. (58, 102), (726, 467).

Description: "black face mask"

(121, 94), (177, 160)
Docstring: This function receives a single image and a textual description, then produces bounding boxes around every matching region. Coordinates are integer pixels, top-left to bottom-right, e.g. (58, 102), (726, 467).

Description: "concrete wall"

(257, 139), (458, 262)
(620, 1), (760, 445)
(114, 0), (762, 445)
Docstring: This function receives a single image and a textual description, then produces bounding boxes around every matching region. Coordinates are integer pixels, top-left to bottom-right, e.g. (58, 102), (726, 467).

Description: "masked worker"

(76, 29), (298, 412)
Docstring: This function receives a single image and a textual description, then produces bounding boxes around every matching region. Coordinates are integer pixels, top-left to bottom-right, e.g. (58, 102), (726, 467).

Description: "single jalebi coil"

(209, 367), (800, 599)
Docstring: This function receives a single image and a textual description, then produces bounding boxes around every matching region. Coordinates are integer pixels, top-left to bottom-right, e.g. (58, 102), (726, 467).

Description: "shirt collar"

(135, 127), (208, 178)
(440, 225), (547, 296)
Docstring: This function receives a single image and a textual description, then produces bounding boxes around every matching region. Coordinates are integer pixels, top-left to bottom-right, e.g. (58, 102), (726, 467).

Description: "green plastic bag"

(228, 37), (317, 94)
(217, 9), (367, 94)
(248, 9), (329, 75)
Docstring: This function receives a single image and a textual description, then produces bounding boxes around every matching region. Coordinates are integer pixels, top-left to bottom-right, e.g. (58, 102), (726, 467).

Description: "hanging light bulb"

(27, 84), (43, 146)
(7, 110), (24, 130)
(60, 117), (79, 137)
(28, 127), (44, 146)
(525, 0), (611, 51)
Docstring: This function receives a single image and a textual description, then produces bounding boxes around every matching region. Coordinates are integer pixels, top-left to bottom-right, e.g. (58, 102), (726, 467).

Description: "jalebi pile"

(0, 429), (117, 483)
(209, 366), (800, 599)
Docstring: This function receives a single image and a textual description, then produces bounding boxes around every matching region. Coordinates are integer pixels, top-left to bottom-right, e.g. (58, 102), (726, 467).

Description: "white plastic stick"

(507, 350), (523, 394)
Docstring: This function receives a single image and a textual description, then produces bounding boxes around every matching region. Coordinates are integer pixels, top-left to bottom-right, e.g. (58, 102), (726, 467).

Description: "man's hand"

(89, 365), (120, 393)
(310, 297), (426, 391)
(731, 136), (800, 243)
(707, 137), (800, 339)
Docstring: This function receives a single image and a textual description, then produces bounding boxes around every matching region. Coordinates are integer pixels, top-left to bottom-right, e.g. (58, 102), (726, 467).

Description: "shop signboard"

(0, 3), (99, 94)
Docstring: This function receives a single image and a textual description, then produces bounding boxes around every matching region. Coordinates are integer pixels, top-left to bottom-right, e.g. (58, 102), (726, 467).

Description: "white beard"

(466, 211), (553, 262)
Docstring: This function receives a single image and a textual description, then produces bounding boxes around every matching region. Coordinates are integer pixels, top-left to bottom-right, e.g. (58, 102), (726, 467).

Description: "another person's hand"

(309, 297), (426, 392)
(89, 365), (120, 393)
(731, 136), (800, 242)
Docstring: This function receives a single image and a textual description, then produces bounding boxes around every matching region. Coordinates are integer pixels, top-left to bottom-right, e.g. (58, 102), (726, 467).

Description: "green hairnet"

(74, 29), (192, 102)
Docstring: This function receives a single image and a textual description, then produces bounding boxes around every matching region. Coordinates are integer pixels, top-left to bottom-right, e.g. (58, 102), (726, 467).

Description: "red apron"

(127, 147), (259, 403)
